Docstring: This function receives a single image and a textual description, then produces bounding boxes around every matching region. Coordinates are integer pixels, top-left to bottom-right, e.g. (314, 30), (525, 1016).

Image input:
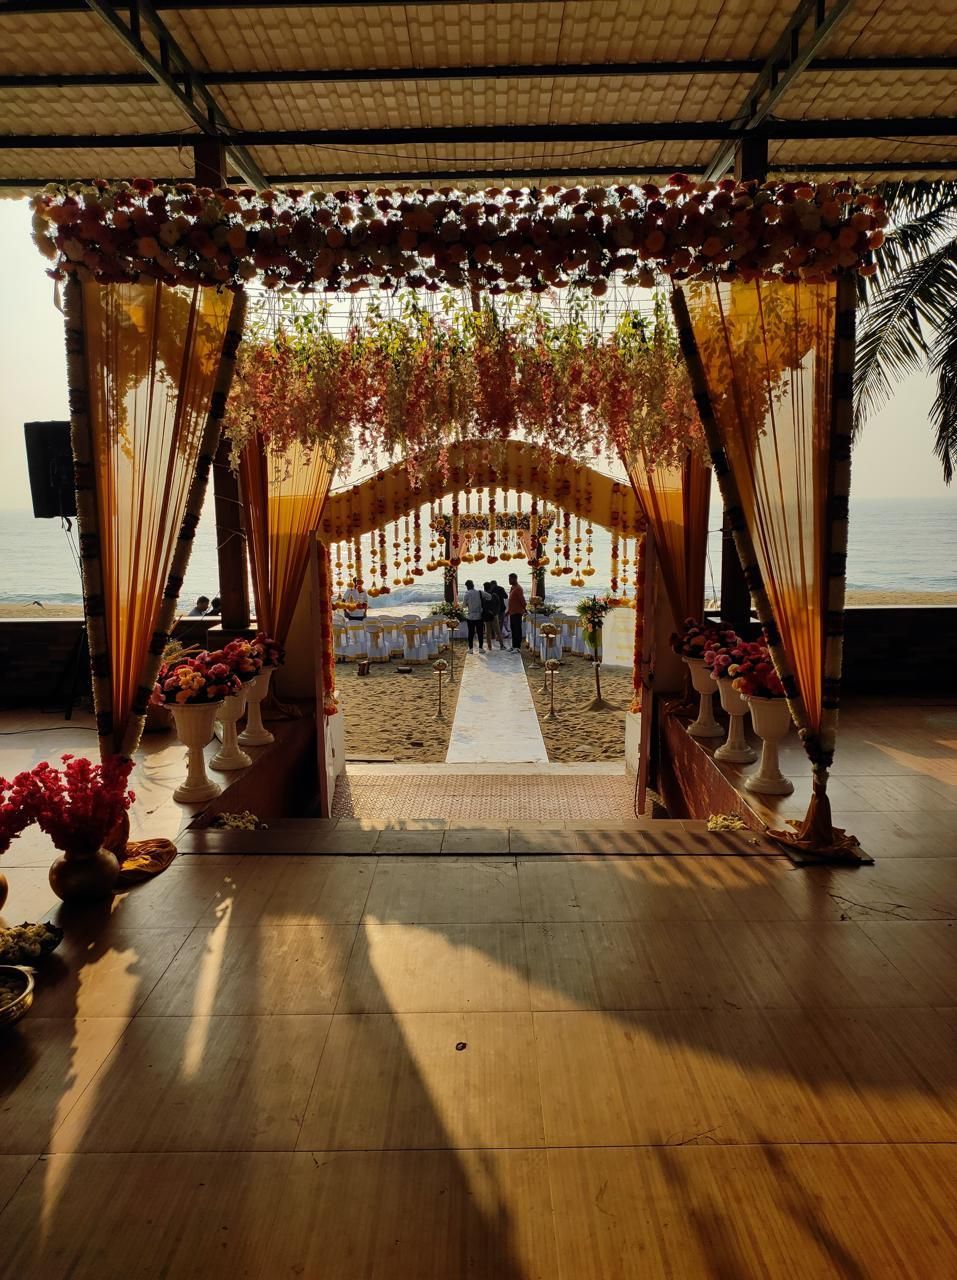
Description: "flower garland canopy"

(32, 176), (886, 296)
(223, 292), (704, 472)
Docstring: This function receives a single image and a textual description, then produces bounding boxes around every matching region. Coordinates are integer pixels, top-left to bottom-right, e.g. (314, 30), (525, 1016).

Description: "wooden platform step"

(177, 818), (780, 858)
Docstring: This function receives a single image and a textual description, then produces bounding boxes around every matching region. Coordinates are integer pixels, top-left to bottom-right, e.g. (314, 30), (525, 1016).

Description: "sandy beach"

(522, 651), (633, 762)
(334, 656), (461, 763)
(3, 589), (956, 622)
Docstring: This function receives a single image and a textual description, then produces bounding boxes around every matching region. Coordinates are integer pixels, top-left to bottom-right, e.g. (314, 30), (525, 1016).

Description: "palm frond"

(857, 180), (957, 303)
(928, 308), (957, 483)
(854, 241), (957, 429)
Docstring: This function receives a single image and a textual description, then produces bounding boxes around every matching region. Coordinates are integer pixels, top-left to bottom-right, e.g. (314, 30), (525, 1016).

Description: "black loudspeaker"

(24, 421), (76, 519)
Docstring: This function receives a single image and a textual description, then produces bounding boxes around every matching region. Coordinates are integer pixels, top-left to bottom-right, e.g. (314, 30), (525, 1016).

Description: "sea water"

(0, 495), (954, 612)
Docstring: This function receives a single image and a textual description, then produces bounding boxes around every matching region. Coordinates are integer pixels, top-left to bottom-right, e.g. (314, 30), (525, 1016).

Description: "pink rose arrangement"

(23, 756), (135, 859)
(219, 638), (264, 683)
(252, 633), (285, 668)
(152, 650), (241, 705)
(703, 633), (746, 679)
(670, 618), (737, 660)
(725, 640), (786, 699)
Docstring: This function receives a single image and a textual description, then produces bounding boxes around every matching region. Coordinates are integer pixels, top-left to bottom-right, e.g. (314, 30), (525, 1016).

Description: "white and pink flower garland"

(31, 176), (887, 294)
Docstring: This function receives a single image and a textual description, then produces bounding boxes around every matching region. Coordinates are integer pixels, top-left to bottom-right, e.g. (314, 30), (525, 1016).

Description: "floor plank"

(337, 923), (531, 1013)
(49, 1015), (333, 1153)
(547, 1144), (957, 1280)
(298, 1012), (545, 1152)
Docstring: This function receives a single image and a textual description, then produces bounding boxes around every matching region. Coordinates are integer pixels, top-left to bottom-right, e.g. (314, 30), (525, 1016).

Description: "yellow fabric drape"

(683, 279), (833, 735)
(81, 281), (234, 750)
(241, 435), (335, 645)
(622, 451), (711, 627)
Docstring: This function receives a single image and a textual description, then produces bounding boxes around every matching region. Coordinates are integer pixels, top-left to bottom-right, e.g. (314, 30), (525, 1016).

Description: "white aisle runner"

(446, 648), (548, 763)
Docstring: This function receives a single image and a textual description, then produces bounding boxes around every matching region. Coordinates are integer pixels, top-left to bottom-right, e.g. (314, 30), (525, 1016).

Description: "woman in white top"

(461, 579), (490, 652)
(342, 579), (369, 621)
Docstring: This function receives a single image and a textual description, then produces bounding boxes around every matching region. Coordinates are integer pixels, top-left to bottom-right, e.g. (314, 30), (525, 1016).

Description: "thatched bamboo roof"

(2, 1), (956, 192)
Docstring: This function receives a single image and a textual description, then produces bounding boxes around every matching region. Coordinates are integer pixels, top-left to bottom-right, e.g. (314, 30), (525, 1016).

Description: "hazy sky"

(1, 198), (953, 509)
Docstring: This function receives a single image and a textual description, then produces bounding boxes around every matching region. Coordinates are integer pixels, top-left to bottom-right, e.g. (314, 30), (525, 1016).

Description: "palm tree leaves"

(929, 322), (957, 483)
(854, 181), (957, 480)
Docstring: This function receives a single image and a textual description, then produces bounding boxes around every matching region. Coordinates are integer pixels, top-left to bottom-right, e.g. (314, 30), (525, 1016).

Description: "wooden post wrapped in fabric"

(673, 277), (862, 863)
(62, 279), (246, 874)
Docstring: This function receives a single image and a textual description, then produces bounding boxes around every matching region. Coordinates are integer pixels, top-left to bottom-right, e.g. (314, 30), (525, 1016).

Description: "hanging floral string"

(353, 533), (363, 590)
(487, 487), (497, 564)
(610, 533), (620, 595)
(377, 527), (390, 595)
(413, 509), (423, 577)
(631, 535), (646, 712)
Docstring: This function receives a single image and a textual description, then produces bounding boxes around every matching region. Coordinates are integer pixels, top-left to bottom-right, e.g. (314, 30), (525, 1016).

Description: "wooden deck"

(1, 702), (955, 1276)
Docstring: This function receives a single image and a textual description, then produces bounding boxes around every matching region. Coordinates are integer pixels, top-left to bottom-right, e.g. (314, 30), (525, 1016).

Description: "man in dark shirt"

(506, 573), (526, 653)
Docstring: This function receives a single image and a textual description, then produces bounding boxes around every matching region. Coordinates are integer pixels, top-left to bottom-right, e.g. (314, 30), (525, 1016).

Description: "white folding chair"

(365, 621), (390, 663)
(402, 621), (427, 664)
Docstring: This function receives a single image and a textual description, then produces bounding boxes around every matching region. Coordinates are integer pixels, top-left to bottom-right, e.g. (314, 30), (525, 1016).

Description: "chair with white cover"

(332, 618), (350, 663)
(402, 621), (427, 664)
(377, 615), (404, 658)
(571, 617), (588, 656)
(552, 612), (574, 652)
(345, 621), (369, 663)
(365, 619), (390, 663)
(539, 627), (563, 664)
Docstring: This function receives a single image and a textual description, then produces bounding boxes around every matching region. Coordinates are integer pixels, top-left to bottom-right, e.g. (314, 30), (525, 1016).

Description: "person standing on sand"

(482, 581), (505, 649)
(507, 573), (526, 653)
(488, 580), (508, 648)
(462, 579), (489, 652)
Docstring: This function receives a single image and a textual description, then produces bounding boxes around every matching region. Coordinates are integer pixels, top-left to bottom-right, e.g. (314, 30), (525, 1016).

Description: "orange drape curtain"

(682, 279), (834, 737)
(81, 281), (234, 750)
(622, 451), (711, 627)
(240, 435), (335, 645)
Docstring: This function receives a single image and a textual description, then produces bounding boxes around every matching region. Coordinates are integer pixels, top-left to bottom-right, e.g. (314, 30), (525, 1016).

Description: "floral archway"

(33, 174), (888, 859)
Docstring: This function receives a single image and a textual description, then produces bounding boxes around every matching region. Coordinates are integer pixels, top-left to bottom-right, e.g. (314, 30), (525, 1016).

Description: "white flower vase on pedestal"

(239, 667), (275, 747)
(170, 701), (223, 803)
(715, 679), (759, 764)
(684, 657), (723, 739)
(211, 687), (252, 771)
(744, 696), (794, 795)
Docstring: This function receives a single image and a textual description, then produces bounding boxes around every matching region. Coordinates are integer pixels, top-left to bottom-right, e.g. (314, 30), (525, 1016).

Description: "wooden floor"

(2, 700), (956, 1276)
(2, 832), (957, 1277)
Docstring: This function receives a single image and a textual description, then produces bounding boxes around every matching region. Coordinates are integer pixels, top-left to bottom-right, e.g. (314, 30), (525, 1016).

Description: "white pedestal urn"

(744, 696), (794, 795)
(684, 657), (723, 739)
(239, 667), (275, 747)
(714, 678), (759, 764)
(211, 686), (252, 771)
(170, 700), (223, 803)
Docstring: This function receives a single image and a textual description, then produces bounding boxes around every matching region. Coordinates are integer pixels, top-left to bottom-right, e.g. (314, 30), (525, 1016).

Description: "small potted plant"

(151, 648), (241, 802)
(29, 755), (135, 902)
(239, 633), (286, 748)
(210, 639), (264, 771)
(704, 634), (758, 765)
(670, 619), (736, 740)
(729, 640), (794, 795)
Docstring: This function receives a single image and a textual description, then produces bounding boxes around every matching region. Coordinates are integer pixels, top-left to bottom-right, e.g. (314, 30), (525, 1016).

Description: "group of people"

(461, 573), (527, 654)
(188, 595), (221, 617)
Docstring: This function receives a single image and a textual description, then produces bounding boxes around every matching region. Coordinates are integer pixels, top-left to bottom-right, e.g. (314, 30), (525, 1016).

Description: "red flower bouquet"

(30, 756), (135, 859)
(252, 633), (285, 668)
(0, 770), (42, 852)
(727, 641), (786, 699)
(152, 650), (241, 705)
(220, 639), (264, 683)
